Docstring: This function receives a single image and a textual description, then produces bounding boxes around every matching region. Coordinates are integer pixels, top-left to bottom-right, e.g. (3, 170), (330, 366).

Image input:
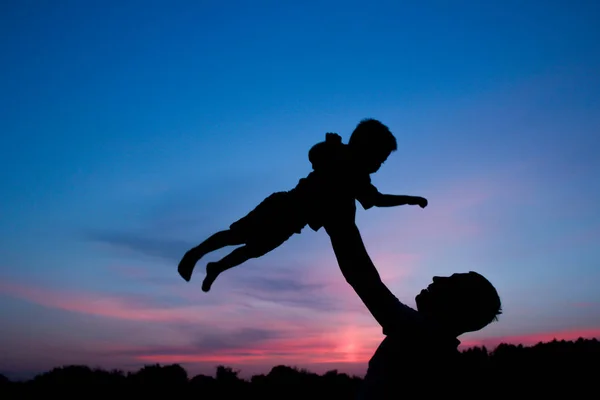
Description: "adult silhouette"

(323, 201), (501, 399)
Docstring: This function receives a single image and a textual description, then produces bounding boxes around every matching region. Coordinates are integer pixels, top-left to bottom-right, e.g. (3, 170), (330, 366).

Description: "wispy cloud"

(572, 302), (598, 308)
(366, 166), (536, 245)
(0, 280), (214, 323)
(3, 276), (599, 379)
(86, 231), (192, 262)
(109, 324), (383, 366)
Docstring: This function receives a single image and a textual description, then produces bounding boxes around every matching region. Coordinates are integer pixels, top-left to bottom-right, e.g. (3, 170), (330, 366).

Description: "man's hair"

(348, 118), (397, 153)
(462, 271), (502, 332)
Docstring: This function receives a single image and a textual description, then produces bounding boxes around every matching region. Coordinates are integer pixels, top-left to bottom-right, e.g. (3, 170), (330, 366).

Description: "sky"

(1, 0), (599, 381)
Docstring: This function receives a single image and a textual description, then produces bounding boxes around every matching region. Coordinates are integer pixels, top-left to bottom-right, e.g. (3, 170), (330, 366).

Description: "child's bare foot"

(178, 248), (202, 282)
(202, 262), (221, 292)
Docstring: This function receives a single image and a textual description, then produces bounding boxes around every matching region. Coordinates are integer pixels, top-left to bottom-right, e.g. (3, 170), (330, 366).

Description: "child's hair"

(348, 118), (397, 153)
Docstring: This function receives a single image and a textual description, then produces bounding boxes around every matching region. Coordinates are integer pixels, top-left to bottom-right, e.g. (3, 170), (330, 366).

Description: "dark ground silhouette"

(1, 338), (598, 398)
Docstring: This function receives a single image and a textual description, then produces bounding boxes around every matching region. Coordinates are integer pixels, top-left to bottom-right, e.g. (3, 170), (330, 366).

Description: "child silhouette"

(178, 118), (428, 292)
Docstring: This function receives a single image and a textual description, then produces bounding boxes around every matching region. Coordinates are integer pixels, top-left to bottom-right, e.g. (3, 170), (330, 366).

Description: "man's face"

(416, 272), (500, 335)
(415, 273), (470, 316)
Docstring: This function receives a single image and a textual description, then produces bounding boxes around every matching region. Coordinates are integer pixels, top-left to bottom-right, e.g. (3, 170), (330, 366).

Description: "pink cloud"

(572, 302), (597, 308)
(368, 167), (536, 244)
(115, 326), (600, 378)
(0, 280), (216, 323)
(318, 251), (417, 298)
(369, 252), (418, 283)
(3, 272), (598, 381)
(557, 225), (600, 248)
(105, 264), (153, 280)
(364, 187), (485, 245)
(131, 324), (383, 366)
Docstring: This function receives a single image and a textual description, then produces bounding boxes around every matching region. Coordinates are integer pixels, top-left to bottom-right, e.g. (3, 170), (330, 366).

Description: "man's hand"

(412, 196), (428, 208)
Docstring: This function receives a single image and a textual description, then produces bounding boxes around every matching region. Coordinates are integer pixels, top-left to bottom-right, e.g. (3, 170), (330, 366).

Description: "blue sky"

(1, 0), (599, 379)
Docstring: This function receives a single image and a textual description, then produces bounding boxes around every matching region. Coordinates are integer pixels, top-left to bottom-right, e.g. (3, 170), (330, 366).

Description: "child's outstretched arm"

(357, 183), (428, 209)
(373, 194), (428, 208)
(356, 179), (427, 210)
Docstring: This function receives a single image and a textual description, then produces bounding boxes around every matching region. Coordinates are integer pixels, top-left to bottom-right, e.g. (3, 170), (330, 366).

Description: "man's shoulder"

(380, 300), (423, 336)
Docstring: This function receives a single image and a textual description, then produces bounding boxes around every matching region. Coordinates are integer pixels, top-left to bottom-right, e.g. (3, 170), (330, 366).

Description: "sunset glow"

(1, 0), (599, 381)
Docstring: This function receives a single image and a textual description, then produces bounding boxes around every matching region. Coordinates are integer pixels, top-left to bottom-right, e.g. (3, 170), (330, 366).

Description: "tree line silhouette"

(1, 338), (598, 398)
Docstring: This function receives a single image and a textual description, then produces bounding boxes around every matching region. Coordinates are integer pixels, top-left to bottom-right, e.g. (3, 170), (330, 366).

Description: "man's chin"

(415, 289), (428, 308)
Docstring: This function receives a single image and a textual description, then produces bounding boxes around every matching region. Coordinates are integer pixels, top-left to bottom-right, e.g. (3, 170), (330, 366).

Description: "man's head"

(415, 272), (501, 336)
(348, 118), (397, 174)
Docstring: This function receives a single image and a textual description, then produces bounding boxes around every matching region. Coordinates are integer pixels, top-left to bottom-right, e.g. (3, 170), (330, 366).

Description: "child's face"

(362, 148), (392, 174)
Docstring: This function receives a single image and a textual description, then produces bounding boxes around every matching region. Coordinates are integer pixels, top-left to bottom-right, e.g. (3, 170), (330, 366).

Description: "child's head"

(348, 118), (397, 173)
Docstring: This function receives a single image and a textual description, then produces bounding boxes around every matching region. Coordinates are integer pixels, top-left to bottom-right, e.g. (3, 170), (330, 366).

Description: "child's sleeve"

(356, 179), (381, 209)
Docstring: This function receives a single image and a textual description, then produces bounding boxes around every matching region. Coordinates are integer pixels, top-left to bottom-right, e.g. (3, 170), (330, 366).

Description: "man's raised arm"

(324, 219), (408, 334)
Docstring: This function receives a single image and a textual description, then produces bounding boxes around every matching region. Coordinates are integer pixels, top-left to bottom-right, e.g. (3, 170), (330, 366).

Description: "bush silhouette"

(1, 338), (598, 398)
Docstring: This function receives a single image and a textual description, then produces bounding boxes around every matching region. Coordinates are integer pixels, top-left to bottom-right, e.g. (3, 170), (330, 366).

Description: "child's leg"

(191, 229), (245, 256)
(200, 191), (303, 291)
(201, 243), (274, 292)
(178, 229), (244, 282)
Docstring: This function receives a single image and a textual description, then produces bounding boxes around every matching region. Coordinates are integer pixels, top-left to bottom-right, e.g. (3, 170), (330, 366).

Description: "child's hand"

(413, 196), (428, 208)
